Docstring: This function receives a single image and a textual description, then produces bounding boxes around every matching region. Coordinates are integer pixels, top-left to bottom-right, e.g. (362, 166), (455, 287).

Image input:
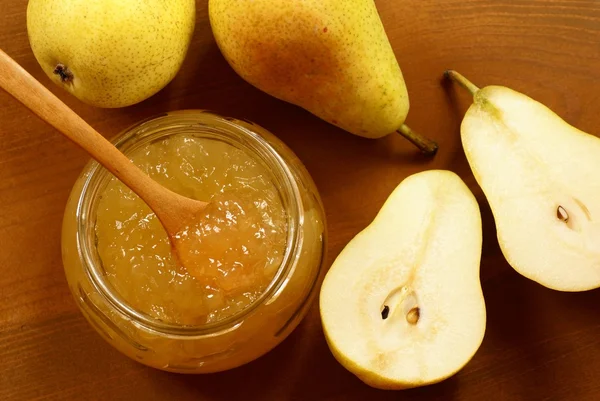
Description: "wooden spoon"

(0, 49), (208, 251)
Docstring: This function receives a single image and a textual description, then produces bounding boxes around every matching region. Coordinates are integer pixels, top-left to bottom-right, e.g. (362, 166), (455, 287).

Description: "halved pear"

(447, 70), (600, 291)
(320, 170), (486, 390)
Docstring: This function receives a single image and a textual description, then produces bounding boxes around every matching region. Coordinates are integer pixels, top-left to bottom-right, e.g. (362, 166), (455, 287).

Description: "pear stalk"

(397, 124), (439, 155)
(445, 70), (480, 95)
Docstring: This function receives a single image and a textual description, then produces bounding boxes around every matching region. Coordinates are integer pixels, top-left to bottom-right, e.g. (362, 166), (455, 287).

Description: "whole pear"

(209, 0), (437, 154)
(27, 0), (195, 108)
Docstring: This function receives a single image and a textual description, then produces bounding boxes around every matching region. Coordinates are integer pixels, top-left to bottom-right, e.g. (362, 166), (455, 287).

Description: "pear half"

(447, 70), (600, 292)
(320, 170), (486, 390)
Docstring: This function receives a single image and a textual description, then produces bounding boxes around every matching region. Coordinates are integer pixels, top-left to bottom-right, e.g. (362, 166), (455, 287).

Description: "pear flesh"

(27, 0), (196, 108)
(208, 0), (437, 154)
(450, 71), (600, 291)
(320, 170), (486, 390)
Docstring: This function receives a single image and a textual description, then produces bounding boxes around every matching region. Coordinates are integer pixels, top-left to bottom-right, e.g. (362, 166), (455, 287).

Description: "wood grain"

(1, 0), (600, 400)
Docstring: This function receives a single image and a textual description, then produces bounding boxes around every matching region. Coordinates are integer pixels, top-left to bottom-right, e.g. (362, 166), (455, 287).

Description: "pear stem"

(445, 70), (480, 96)
(396, 124), (438, 156)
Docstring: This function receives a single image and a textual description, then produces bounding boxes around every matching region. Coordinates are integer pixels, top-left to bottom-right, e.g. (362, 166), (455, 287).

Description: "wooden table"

(1, 0), (600, 400)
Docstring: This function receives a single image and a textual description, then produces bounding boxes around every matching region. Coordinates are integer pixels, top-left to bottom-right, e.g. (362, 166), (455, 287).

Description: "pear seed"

(557, 206), (569, 223)
(381, 305), (390, 320)
(406, 307), (420, 325)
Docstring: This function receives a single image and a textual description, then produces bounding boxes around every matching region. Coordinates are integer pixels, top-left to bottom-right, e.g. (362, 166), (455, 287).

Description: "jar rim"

(74, 110), (305, 336)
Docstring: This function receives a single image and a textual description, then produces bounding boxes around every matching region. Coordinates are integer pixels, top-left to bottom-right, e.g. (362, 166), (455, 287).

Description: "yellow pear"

(320, 170), (486, 389)
(27, 0), (196, 108)
(208, 0), (437, 154)
(447, 70), (600, 291)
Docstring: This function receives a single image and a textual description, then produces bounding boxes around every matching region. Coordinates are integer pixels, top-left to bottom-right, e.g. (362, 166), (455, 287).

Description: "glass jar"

(61, 110), (327, 373)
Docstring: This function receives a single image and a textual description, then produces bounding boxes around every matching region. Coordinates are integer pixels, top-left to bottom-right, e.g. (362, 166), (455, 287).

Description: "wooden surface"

(1, 0), (600, 400)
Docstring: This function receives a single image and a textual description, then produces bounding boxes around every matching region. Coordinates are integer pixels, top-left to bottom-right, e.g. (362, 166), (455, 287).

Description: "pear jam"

(95, 135), (287, 325)
(62, 111), (326, 373)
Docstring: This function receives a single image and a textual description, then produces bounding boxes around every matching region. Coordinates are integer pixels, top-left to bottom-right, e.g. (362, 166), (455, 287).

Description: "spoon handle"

(0, 48), (205, 233)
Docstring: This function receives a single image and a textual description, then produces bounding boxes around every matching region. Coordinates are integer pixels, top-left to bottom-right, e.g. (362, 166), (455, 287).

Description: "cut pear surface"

(448, 70), (600, 291)
(320, 170), (486, 390)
